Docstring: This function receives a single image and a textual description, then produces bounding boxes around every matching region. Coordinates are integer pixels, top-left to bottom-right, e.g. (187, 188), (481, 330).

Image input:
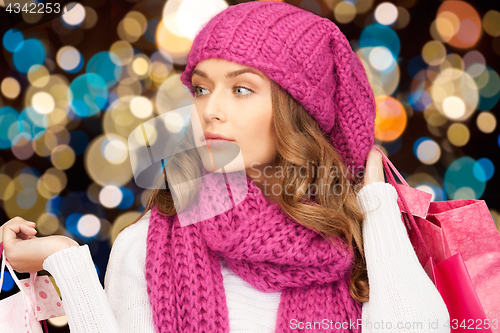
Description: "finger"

(8, 220), (36, 230)
(3, 220), (37, 239)
(7, 216), (35, 223)
(18, 230), (37, 240)
(3, 223), (37, 244)
(3, 218), (36, 230)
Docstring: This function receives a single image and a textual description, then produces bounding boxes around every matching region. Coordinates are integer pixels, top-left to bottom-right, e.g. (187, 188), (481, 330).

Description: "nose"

(201, 87), (226, 122)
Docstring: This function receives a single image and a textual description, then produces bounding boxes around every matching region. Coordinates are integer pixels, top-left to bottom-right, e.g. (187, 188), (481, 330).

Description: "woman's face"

(191, 58), (276, 181)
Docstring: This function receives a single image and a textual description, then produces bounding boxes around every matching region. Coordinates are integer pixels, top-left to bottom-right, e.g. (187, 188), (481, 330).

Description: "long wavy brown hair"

(125, 79), (370, 303)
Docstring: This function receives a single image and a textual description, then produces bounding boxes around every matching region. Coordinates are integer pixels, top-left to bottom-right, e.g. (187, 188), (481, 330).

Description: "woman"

(1, 1), (450, 332)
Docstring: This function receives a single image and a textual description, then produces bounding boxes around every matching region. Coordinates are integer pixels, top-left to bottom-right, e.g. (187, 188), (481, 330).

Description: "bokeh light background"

(1, 0), (500, 330)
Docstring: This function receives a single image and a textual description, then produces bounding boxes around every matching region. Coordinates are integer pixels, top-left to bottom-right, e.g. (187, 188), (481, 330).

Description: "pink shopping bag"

(372, 146), (500, 332)
(0, 244), (66, 332)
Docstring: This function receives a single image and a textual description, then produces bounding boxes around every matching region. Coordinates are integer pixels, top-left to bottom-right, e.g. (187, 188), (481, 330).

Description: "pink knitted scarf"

(145, 167), (362, 332)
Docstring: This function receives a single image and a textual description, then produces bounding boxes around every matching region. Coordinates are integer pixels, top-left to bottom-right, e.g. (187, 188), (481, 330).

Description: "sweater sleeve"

(42, 210), (155, 333)
(357, 181), (450, 333)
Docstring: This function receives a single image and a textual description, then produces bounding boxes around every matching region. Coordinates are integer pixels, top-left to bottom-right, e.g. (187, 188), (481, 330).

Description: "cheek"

(237, 111), (275, 164)
(238, 99), (273, 138)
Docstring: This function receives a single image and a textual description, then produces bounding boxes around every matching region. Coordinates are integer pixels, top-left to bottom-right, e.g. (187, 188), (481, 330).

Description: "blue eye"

(192, 85), (254, 99)
(234, 86), (253, 98)
(193, 85), (207, 98)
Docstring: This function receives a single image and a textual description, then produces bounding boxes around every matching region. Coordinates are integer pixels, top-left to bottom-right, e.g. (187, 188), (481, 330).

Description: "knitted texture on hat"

(145, 167), (362, 332)
(180, 1), (376, 180)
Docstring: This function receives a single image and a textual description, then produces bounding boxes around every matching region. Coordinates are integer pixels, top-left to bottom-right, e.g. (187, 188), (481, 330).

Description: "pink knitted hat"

(180, 1), (376, 180)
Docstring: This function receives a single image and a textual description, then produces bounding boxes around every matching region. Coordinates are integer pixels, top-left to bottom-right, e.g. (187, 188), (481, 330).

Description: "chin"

(197, 143), (247, 174)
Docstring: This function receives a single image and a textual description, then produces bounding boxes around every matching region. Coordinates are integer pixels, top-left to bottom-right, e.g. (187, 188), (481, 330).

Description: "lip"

(205, 140), (234, 148)
(201, 131), (234, 142)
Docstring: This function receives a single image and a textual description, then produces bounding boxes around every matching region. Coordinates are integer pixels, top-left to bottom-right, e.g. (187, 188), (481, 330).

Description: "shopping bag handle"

(371, 146), (431, 259)
(371, 146), (409, 187)
(0, 247), (48, 333)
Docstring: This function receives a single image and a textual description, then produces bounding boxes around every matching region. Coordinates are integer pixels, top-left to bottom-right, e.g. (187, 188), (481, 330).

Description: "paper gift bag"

(408, 199), (500, 332)
(424, 253), (495, 332)
(1, 248), (65, 332)
(372, 146), (500, 332)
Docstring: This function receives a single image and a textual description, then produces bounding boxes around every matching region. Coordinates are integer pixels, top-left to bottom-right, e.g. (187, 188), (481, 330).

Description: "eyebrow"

(192, 68), (265, 80)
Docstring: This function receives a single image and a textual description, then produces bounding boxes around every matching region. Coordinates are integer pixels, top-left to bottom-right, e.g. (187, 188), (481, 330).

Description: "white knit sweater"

(42, 181), (450, 332)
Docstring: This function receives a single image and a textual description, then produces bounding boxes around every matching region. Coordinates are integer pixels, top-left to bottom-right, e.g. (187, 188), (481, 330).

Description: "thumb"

(3, 223), (37, 244)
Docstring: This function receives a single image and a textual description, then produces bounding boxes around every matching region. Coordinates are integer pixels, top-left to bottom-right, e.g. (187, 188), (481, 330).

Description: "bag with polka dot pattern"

(0, 247), (65, 332)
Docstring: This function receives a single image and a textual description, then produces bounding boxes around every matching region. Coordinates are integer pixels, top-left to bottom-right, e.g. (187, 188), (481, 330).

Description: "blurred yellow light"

(163, 111), (184, 133)
(175, 0), (229, 40)
(62, 2), (86, 26)
(32, 92), (55, 115)
(156, 18), (192, 64)
(1, 77), (21, 99)
(77, 214), (101, 237)
(374, 2), (398, 26)
(102, 137), (128, 165)
(99, 185), (123, 208)
(130, 96), (153, 119)
(334, 2), (356, 24)
(36, 212), (60, 235)
(132, 57), (150, 76)
(82, 6), (98, 29)
(435, 12), (459, 42)
(110, 211), (142, 246)
(483, 10), (500, 37)
(442, 96), (465, 119)
(51, 145), (76, 170)
(447, 123), (469, 146)
(27, 65), (50, 88)
(416, 139), (441, 165)
(56, 46), (81, 72)
(85, 134), (133, 187)
(476, 111), (497, 133)
(0, 174), (15, 201)
(422, 40), (447, 66)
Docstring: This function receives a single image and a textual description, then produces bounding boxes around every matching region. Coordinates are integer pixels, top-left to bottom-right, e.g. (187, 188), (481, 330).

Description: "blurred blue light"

(473, 158), (494, 182)
(46, 196), (62, 214)
(86, 52), (122, 88)
(68, 73), (108, 117)
(13, 39), (46, 74)
(117, 187), (134, 209)
(444, 156), (486, 199)
(19, 106), (49, 140)
(0, 106), (19, 149)
(413, 137), (432, 157)
(2, 29), (24, 53)
(409, 89), (431, 111)
(360, 24), (400, 58)
(66, 212), (83, 238)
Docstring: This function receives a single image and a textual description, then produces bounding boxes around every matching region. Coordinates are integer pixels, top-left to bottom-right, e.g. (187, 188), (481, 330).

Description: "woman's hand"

(363, 146), (385, 186)
(1, 216), (79, 273)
